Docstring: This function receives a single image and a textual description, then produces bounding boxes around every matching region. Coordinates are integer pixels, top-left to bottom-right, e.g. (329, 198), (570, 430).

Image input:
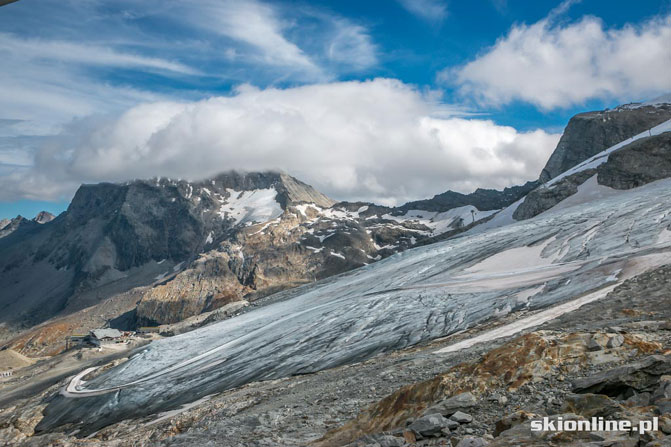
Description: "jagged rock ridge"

(0, 211), (55, 239)
(399, 181), (539, 212)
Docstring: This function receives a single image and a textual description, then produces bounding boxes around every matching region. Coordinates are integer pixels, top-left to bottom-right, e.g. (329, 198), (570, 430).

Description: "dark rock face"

(597, 132), (671, 189)
(539, 104), (671, 182)
(0, 171), (333, 328)
(400, 181), (539, 212)
(572, 355), (671, 396)
(512, 169), (596, 220)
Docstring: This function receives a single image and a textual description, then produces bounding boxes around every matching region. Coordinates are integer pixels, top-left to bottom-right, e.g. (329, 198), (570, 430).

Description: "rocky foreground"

(2, 261), (671, 446)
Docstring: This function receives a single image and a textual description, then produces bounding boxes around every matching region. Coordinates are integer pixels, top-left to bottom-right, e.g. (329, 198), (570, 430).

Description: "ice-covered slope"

(38, 175), (671, 434)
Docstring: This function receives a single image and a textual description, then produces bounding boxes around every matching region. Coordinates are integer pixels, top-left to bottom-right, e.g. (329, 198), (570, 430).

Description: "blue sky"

(1, 0), (670, 218)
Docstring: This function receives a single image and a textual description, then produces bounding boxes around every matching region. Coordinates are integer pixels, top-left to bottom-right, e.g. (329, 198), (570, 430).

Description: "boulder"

(423, 392), (477, 417)
(653, 377), (671, 402)
(450, 411), (474, 424)
(607, 334), (625, 349)
(587, 336), (604, 352)
(408, 413), (452, 439)
(645, 435), (671, 446)
(447, 419), (460, 430)
(623, 392), (651, 407)
(658, 399), (671, 415)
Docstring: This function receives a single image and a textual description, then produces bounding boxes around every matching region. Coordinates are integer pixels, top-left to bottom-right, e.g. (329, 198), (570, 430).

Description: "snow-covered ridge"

(294, 203), (495, 238)
(618, 93), (671, 110)
(382, 206), (498, 235)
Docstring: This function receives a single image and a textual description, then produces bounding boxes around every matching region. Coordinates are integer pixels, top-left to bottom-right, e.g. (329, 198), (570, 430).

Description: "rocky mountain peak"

(32, 211), (55, 224)
(0, 215), (32, 239)
(539, 101), (671, 182)
(0, 171), (341, 328)
(195, 171), (334, 209)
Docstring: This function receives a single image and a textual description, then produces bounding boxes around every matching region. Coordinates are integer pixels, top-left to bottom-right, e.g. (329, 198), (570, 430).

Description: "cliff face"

(597, 132), (671, 189)
(539, 104), (671, 182)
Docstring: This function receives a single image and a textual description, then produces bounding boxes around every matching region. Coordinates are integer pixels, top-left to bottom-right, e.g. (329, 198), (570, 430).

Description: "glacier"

(38, 177), (671, 434)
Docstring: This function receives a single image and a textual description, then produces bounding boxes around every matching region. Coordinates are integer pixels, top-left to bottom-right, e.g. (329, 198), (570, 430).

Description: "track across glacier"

(39, 178), (671, 434)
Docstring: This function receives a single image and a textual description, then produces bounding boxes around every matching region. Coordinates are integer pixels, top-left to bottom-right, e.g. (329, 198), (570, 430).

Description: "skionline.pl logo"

(531, 416), (659, 435)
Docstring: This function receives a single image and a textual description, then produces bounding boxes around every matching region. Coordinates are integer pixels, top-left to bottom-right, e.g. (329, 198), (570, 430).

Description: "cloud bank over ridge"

(3, 79), (558, 205)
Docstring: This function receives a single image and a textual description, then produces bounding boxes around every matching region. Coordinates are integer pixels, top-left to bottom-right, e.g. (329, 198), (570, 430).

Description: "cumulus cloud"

(447, 13), (671, 108)
(1, 79), (559, 205)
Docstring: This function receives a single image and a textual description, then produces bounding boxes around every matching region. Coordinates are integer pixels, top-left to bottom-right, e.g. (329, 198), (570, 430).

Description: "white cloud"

(396, 0), (448, 23)
(326, 20), (377, 71)
(0, 33), (198, 75)
(1, 79), (559, 204)
(0, 32), (192, 137)
(447, 14), (671, 108)
(0, 51), (167, 136)
(173, 0), (323, 79)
